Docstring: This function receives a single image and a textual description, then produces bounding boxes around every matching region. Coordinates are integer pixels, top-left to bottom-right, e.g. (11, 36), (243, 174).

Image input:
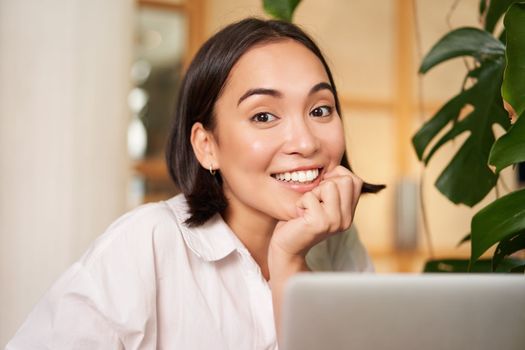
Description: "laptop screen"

(281, 273), (525, 350)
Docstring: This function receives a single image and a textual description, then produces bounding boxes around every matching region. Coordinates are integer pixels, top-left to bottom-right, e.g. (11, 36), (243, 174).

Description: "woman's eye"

(251, 112), (277, 123)
(310, 105), (333, 118)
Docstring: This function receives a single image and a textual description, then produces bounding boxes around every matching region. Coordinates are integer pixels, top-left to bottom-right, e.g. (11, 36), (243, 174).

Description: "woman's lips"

(271, 167), (324, 193)
(272, 168), (320, 183)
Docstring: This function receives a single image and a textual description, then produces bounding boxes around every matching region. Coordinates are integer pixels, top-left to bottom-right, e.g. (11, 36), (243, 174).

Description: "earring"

(209, 164), (216, 175)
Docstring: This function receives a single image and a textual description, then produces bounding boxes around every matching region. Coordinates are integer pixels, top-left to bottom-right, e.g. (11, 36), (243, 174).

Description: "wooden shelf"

(133, 156), (170, 182)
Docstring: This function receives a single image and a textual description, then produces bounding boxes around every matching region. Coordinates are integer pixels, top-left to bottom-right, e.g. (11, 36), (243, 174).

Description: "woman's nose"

(282, 117), (320, 157)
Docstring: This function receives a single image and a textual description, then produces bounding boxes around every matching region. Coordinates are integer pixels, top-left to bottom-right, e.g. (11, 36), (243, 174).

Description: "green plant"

(414, 1), (525, 272)
(262, 0), (302, 22)
(470, 2), (525, 271)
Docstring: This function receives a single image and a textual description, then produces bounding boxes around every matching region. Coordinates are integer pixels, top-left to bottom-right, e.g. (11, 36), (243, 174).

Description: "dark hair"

(166, 17), (385, 226)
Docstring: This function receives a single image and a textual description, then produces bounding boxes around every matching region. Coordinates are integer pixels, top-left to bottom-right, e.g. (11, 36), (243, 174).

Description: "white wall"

(0, 0), (134, 345)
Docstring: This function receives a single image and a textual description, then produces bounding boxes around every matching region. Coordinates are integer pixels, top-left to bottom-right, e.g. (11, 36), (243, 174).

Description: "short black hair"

(166, 17), (385, 226)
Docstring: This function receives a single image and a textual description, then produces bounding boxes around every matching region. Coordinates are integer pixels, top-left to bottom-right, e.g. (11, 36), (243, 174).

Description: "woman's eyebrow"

(309, 82), (334, 96)
(237, 82), (334, 106)
(237, 88), (282, 106)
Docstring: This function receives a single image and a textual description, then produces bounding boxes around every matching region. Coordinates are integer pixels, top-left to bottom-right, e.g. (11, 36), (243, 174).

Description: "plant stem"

(419, 169), (435, 258)
(413, 0), (435, 259)
(447, 0), (473, 71)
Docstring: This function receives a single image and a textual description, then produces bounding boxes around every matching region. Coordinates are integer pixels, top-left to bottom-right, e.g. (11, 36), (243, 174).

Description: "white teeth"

(273, 169), (319, 183)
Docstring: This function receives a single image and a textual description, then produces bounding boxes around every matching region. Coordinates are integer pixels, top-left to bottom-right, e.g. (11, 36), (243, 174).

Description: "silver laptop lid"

(282, 273), (525, 350)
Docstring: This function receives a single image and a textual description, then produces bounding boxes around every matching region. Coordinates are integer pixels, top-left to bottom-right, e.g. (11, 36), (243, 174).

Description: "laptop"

(281, 273), (525, 350)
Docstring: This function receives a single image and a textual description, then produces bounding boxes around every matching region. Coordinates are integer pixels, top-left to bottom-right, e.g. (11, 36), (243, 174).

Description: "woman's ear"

(190, 122), (219, 171)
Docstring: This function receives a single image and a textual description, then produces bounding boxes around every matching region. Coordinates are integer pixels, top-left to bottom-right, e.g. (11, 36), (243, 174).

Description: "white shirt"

(7, 194), (373, 350)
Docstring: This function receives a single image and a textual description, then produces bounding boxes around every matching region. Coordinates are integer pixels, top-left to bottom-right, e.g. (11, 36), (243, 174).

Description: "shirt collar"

(166, 194), (246, 262)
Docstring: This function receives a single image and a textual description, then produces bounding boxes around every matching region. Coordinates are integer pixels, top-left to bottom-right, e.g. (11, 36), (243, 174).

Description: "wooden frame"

(137, 0), (206, 69)
(134, 0), (206, 201)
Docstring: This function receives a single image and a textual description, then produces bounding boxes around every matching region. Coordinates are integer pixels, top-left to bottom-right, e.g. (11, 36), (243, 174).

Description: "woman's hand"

(269, 165), (363, 261)
(268, 166), (363, 342)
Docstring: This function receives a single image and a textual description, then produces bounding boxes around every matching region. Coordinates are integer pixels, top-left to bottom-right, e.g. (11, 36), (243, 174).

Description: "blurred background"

(0, 0), (521, 345)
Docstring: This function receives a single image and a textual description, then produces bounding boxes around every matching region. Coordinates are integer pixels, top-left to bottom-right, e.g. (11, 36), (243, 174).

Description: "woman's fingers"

(310, 180), (342, 231)
(296, 191), (326, 230)
(272, 166), (363, 257)
(318, 166), (363, 230)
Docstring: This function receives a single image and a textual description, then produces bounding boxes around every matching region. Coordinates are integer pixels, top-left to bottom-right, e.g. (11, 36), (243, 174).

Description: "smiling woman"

(7, 18), (384, 350)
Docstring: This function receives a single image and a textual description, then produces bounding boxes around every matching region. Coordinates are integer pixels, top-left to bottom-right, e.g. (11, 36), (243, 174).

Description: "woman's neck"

(223, 204), (277, 280)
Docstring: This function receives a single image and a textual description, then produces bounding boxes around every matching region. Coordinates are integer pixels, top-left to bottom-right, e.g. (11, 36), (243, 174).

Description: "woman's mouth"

(271, 168), (321, 184)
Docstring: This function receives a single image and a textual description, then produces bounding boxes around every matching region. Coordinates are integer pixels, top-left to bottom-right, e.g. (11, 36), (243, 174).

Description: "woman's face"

(212, 39), (345, 223)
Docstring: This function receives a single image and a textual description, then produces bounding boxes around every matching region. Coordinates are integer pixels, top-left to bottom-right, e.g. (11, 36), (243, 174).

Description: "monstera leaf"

(418, 28), (505, 73)
(489, 113), (525, 172)
(471, 3), (525, 269)
(413, 27), (509, 207)
(489, 2), (525, 173)
(500, 2), (525, 117)
(263, 0), (302, 22)
(470, 188), (525, 265)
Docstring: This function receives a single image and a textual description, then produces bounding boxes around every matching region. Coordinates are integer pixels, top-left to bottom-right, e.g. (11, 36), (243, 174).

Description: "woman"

(7, 18), (383, 349)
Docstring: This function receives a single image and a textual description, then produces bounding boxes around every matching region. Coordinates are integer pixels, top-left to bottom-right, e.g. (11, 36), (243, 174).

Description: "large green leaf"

(434, 137), (496, 206)
(419, 27), (505, 74)
(492, 230), (525, 270)
(262, 0), (302, 22)
(470, 188), (525, 264)
(412, 92), (468, 161)
(501, 3), (525, 116)
(482, 0), (519, 34)
(414, 59), (509, 206)
(489, 110), (525, 172)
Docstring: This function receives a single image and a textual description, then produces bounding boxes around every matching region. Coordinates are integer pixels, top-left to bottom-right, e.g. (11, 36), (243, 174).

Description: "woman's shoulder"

(103, 193), (188, 236)
(80, 193), (190, 268)
(45, 194), (193, 319)
(7, 195), (193, 349)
